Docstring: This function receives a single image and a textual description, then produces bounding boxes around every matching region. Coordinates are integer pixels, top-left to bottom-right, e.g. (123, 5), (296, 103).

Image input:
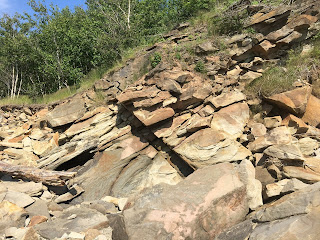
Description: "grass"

(246, 39), (320, 97)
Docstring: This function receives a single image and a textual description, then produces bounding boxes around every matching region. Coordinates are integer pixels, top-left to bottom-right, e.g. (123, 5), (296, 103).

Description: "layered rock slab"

(174, 128), (251, 169)
(123, 163), (249, 240)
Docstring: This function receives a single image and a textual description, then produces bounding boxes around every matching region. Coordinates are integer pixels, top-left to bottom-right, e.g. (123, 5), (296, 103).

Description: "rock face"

(123, 163), (249, 240)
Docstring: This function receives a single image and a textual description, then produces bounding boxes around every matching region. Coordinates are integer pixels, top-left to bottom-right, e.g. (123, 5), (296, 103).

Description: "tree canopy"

(0, 0), (217, 99)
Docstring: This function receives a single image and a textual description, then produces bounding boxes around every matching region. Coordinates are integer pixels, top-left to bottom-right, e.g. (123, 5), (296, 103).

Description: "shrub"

(151, 52), (162, 68)
(194, 60), (206, 73)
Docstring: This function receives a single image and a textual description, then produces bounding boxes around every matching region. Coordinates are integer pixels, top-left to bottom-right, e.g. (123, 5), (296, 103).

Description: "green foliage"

(246, 40), (320, 97)
(194, 60), (206, 73)
(151, 52), (162, 68)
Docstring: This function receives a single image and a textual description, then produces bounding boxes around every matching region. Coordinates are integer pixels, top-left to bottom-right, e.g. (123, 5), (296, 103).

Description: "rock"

(249, 210), (320, 240)
(156, 79), (182, 94)
(266, 86), (312, 115)
(302, 95), (320, 127)
(133, 107), (175, 126)
(55, 185), (84, 203)
(0, 201), (27, 232)
(208, 90), (246, 109)
(253, 40), (276, 57)
(195, 41), (218, 54)
(251, 123), (267, 138)
(32, 135), (59, 157)
(264, 178), (308, 199)
(282, 114), (309, 134)
(0, 181), (43, 196)
(25, 199), (50, 218)
(248, 126), (292, 153)
(277, 31), (303, 44)
(263, 116), (282, 128)
(46, 97), (86, 127)
(264, 144), (305, 162)
(34, 206), (109, 239)
(174, 128), (251, 169)
(211, 102), (250, 139)
(215, 220), (255, 240)
(123, 163), (249, 240)
(198, 105), (215, 117)
(298, 137), (318, 156)
(5, 227), (39, 240)
(249, 182), (320, 222)
(255, 166), (277, 186)
(0, 191), (35, 208)
(117, 86), (160, 103)
(283, 166), (320, 183)
(237, 160), (263, 210)
(266, 25), (293, 41)
(28, 215), (48, 227)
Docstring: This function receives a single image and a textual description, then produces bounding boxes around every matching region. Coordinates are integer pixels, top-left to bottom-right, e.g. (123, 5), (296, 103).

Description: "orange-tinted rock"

(282, 114), (309, 133)
(287, 14), (318, 29)
(28, 215), (48, 227)
(302, 95), (320, 127)
(283, 166), (320, 183)
(117, 86), (160, 103)
(134, 108), (175, 126)
(266, 86), (312, 115)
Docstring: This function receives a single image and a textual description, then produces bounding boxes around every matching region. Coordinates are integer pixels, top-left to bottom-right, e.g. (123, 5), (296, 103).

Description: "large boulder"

(265, 86), (312, 115)
(211, 102), (250, 139)
(123, 163), (249, 240)
(46, 97), (86, 127)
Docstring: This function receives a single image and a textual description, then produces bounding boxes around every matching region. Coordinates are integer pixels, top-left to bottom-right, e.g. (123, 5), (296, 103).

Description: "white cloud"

(0, 0), (10, 10)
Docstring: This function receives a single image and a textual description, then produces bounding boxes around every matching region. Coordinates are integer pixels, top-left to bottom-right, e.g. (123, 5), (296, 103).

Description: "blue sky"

(0, 0), (86, 16)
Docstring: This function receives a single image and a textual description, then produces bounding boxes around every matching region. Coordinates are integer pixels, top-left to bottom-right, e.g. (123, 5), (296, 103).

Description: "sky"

(0, 0), (86, 16)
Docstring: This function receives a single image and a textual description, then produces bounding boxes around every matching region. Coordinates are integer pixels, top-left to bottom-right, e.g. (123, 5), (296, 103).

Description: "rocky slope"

(1, 1), (320, 239)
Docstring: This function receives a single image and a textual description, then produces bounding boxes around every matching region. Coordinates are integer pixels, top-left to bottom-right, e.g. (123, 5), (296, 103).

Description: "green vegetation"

(194, 60), (206, 73)
(246, 39), (320, 97)
(1, 0), (231, 103)
(151, 52), (162, 68)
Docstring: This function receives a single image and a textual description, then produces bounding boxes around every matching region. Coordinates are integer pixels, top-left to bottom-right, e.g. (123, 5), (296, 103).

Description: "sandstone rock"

(195, 41), (218, 54)
(208, 90), (246, 109)
(239, 71), (262, 83)
(249, 210), (320, 240)
(5, 227), (39, 240)
(283, 166), (320, 183)
(28, 215), (48, 227)
(237, 160), (263, 210)
(264, 178), (308, 199)
(198, 104), (215, 117)
(277, 31), (303, 44)
(0, 191), (35, 208)
(263, 116), (282, 128)
(253, 40), (276, 57)
(34, 206), (109, 239)
(248, 126), (292, 152)
(133, 91), (172, 108)
(302, 95), (320, 127)
(156, 79), (182, 94)
(266, 25), (293, 41)
(282, 114), (309, 133)
(25, 199), (50, 219)
(117, 86), (160, 103)
(264, 144), (305, 162)
(211, 102), (250, 139)
(133, 107), (175, 126)
(266, 86), (312, 115)
(251, 123), (267, 138)
(298, 137), (318, 156)
(123, 163), (249, 240)
(46, 97), (86, 127)
(0, 181), (43, 196)
(55, 185), (84, 203)
(0, 201), (27, 232)
(174, 128), (251, 169)
(32, 135), (59, 157)
(249, 182), (320, 222)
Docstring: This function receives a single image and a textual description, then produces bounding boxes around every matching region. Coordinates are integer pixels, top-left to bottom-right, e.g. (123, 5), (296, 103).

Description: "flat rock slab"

(123, 163), (249, 240)
(35, 206), (109, 239)
(46, 97), (86, 127)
